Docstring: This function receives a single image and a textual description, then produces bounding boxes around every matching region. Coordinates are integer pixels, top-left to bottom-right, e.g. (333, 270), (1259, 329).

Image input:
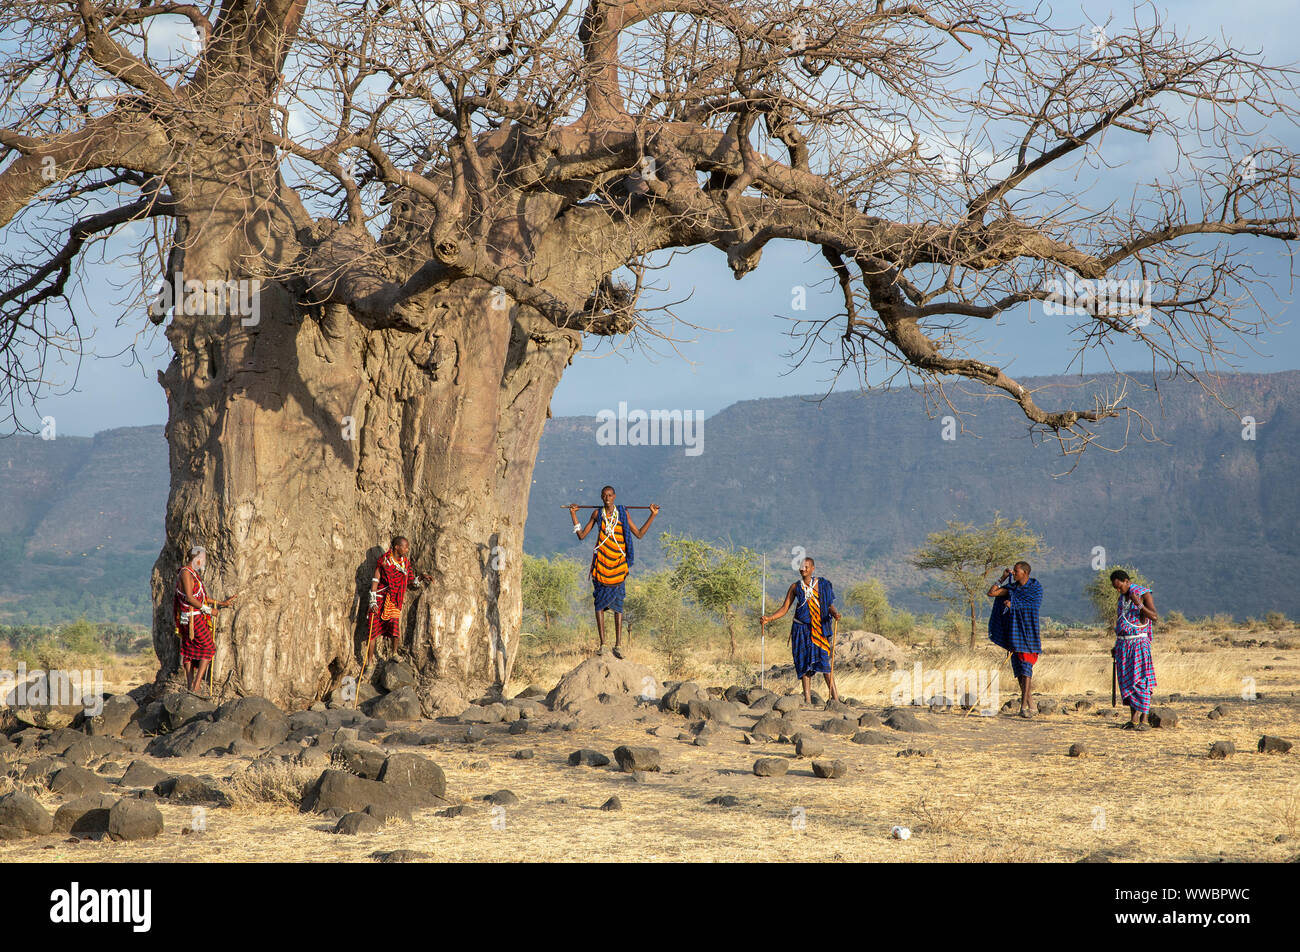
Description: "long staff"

(357, 605), (376, 710)
(760, 555), (766, 690)
(561, 504), (657, 509)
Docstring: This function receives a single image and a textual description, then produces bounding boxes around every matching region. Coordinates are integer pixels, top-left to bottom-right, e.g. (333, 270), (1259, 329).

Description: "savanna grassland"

(1, 618), (1296, 863)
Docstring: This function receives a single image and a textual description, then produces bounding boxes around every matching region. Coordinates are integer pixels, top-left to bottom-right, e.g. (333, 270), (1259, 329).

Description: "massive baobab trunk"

(149, 208), (580, 705)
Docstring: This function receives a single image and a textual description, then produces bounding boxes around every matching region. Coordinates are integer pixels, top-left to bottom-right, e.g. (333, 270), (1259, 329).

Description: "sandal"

(613, 645), (625, 660)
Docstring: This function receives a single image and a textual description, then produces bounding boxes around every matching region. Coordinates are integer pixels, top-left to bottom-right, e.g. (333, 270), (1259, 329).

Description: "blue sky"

(14, 0), (1300, 435)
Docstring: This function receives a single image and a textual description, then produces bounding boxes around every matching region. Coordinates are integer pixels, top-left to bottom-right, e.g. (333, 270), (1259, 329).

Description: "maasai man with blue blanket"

(569, 486), (659, 658)
(761, 556), (842, 705)
(987, 561), (1043, 718)
(1110, 569), (1158, 730)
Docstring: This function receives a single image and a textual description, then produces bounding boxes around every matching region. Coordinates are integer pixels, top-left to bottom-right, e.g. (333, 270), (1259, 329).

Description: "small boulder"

(1208, 741), (1235, 760)
(1148, 708), (1178, 729)
(600, 796), (623, 812)
(484, 789), (519, 806)
(107, 799), (164, 841)
(811, 759), (847, 779)
(368, 686), (422, 721)
(334, 812), (382, 835)
(49, 765), (112, 798)
(568, 749), (611, 767)
(0, 791), (54, 839)
(85, 695), (139, 737)
(154, 775), (223, 804)
(793, 734), (824, 758)
(54, 794), (118, 835)
(147, 719), (242, 758)
(1068, 743), (1088, 758)
(752, 757), (789, 777)
(377, 753), (447, 799)
(330, 740), (388, 780)
(851, 731), (892, 746)
(1259, 735), (1293, 754)
(613, 746), (661, 773)
(773, 696), (802, 715)
(820, 718), (857, 736)
(379, 660), (417, 692)
(884, 710), (936, 733)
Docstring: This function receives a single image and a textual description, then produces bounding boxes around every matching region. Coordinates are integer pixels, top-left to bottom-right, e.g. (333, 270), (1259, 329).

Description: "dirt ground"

(2, 632), (1297, 863)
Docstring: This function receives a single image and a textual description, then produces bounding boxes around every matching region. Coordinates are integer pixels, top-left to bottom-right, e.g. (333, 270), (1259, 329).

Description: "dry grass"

(218, 761), (319, 813)
(0, 626), (1296, 863)
(906, 790), (976, 834)
(1269, 794), (1300, 841)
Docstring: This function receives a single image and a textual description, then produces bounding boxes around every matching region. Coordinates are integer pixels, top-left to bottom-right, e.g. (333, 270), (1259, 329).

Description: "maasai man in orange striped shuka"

(174, 545), (238, 694)
(569, 485), (659, 659)
(367, 536), (432, 665)
(761, 556), (842, 705)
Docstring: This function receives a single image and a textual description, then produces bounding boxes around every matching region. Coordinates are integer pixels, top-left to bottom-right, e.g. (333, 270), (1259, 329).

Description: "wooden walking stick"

(1112, 653), (1118, 708)
(830, 614), (837, 683)
(357, 601), (377, 710)
(760, 554), (766, 690)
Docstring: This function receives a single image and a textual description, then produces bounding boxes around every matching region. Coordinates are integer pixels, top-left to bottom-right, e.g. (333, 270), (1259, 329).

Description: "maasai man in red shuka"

(368, 536), (432, 662)
(761, 556), (843, 705)
(174, 545), (237, 694)
(569, 486), (659, 659)
(1110, 569), (1158, 731)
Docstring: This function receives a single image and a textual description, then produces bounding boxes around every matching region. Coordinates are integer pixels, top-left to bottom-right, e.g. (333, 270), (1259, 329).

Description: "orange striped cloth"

(592, 511), (629, 585)
(806, 581), (831, 654)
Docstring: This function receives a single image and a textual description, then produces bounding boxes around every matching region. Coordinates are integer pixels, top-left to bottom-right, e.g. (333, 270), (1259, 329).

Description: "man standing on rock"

(987, 561), (1043, 718)
(368, 536), (432, 666)
(760, 556), (842, 705)
(1111, 569), (1158, 730)
(569, 486), (659, 659)
(174, 545), (237, 695)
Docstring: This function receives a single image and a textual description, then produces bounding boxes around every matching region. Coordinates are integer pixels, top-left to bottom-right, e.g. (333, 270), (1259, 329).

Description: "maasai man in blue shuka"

(569, 485), (659, 659)
(1110, 569), (1158, 730)
(761, 556), (842, 704)
(987, 561), (1044, 718)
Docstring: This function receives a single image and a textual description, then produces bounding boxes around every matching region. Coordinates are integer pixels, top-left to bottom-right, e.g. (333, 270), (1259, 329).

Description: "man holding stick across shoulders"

(568, 486), (659, 659)
(987, 561), (1043, 718)
(761, 556), (841, 705)
(1110, 569), (1158, 730)
(174, 545), (238, 695)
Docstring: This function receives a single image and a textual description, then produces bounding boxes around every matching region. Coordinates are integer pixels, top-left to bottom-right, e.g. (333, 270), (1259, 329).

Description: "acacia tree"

(661, 532), (760, 657)
(912, 515), (1043, 646)
(1, 2), (1297, 706)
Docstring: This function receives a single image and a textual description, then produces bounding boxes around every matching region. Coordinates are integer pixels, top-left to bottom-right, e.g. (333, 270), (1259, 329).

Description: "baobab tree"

(1, 1), (1296, 707)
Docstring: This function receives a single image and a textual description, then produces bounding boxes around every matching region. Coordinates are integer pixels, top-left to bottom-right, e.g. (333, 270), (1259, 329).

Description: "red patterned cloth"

(174, 566), (215, 662)
(370, 549), (415, 641)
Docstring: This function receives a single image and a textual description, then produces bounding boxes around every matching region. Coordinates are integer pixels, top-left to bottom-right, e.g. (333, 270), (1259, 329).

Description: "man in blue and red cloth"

(761, 556), (842, 705)
(569, 486), (659, 659)
(368, 536), (431, 663)
(987, 561), (1043, 718)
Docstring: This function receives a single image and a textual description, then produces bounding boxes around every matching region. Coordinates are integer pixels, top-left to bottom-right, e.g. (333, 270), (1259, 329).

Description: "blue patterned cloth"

(790, 578), (834, 677)
(593, 580), (625, 613)
(1114, 636), (1156, 713)
(988, 577), (1043, 655)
